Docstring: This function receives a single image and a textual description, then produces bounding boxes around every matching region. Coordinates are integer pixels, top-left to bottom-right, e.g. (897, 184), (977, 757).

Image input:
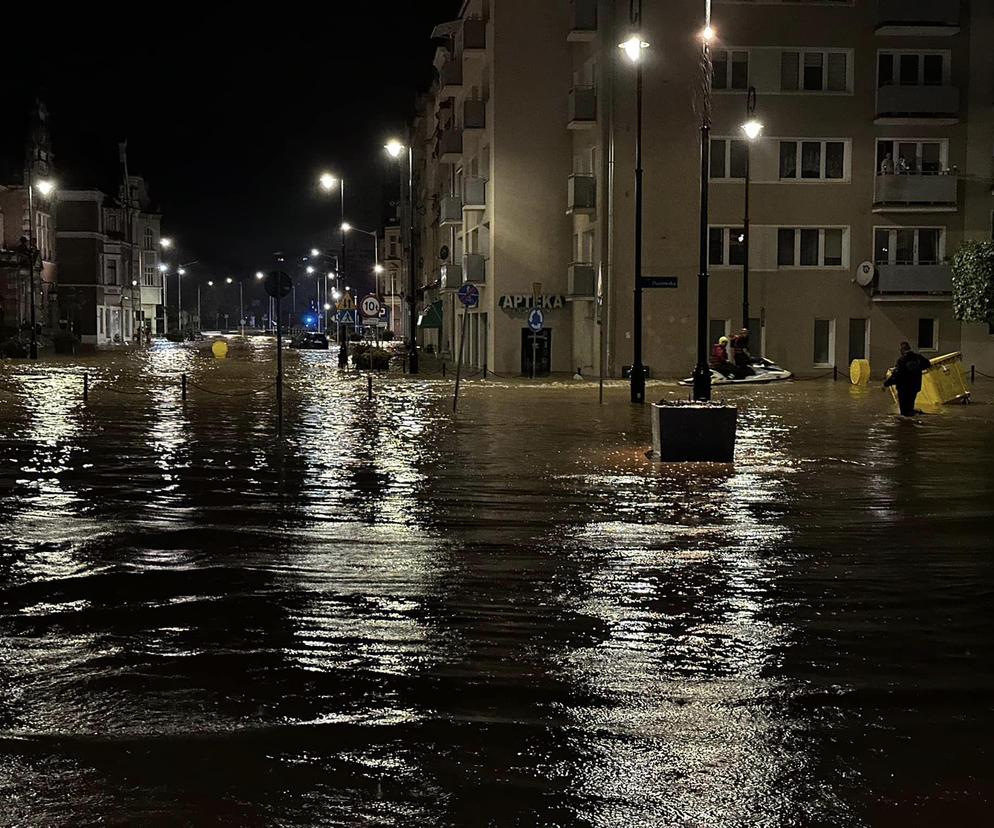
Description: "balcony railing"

(440, 195), (463, 226)
(440, 263), (463, 291)
(568, 87), (597, 129)
(568, 263), (596, 298)
(876, 84), (959, 120)
(464, 99), (486, 130)
(568, 0), (597, 41)
(875, 263), (952, 294)
(462, 18), (486, 52)
(438, 129), (463, 163)
(464, 253), (487, 283)
(567, 174), (596, 215)
(463, 177), (487, 210)
(440, 60), (463, 96)
(876, 0), (960, 35)
(873, 173), (958, 210)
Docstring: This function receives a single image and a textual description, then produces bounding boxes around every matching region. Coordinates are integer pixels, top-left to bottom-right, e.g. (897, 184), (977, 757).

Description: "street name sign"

(641, 276), (678, 289)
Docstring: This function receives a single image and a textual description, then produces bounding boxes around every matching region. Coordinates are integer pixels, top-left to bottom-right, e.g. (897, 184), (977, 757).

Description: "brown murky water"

(1, 339), (992, 826)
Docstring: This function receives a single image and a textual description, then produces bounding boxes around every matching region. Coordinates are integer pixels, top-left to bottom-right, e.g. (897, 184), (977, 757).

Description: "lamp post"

(385, 139), (419, 374)
(160, 237), (173, 333)
(255, 271), (265, 331)
(741, 89), (762, 333)
(619, 34), (649, 404)
(198, 279), (214, 333)
(691, 20), (717, 402)
(26, 179), (55, 359)
(319, 173), (348, 359)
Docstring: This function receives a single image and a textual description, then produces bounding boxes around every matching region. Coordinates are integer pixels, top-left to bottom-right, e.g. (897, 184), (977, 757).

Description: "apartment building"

(415, 0), (994, 377)
(57, 169), (164, 346)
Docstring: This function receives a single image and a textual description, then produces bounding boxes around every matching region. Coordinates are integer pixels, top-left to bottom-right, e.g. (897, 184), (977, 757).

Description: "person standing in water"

(883, 341), (930, 416)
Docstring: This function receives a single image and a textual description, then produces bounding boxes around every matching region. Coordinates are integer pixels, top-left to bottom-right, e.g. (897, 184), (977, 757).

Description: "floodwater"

(1, 339), (992, 826)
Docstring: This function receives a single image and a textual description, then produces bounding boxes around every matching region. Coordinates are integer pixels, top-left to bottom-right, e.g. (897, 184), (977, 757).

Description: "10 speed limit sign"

(360, 294), (381, 319)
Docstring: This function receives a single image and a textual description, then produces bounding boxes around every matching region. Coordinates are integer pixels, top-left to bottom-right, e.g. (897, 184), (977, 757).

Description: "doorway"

(521, 329), (551, 376)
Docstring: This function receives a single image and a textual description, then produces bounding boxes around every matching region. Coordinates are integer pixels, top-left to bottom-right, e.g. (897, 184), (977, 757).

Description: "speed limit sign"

(360, 294), (381, 319)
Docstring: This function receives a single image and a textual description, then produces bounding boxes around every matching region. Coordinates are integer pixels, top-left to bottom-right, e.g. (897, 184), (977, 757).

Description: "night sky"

(5, 1), (461, 286)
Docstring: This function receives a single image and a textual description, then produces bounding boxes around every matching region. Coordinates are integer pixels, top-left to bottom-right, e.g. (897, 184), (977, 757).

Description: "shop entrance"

(521, 329), (551, 376)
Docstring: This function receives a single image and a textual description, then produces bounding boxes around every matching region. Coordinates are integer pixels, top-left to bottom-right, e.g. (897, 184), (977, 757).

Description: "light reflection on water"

(1, 347), (993, 825)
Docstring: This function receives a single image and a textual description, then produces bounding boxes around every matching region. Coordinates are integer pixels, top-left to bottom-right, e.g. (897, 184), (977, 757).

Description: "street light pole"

(691, 22), (715, 403)
(26, 183), (38, 360)
(406, 145), (419, 374)
(741, 87), (760, 332)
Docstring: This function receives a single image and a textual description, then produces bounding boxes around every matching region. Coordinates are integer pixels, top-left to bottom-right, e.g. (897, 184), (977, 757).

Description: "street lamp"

(740, 89), (762, 332)
(25, 178), (56, 359)
(384, 138), (419, 373)
(160, 237), (173, 250)
(619, 34), (649, 404)
(318, 171), (348, 356)
(692, 12), (716, 401)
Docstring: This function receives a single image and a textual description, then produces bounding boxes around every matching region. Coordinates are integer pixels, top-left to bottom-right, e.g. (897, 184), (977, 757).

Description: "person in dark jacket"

(883, 341), (930, 416)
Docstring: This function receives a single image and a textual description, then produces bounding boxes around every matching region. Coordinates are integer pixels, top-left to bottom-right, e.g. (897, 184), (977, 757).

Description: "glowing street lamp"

(310, 248), (320, 257)
(384, 138), (418, 372)
(619, 35), (649, 64)
(255, 271), (265, 280)
(25, 179), (56, 358)
(160, 237), (173, 250)
(158, 262), (169, 273)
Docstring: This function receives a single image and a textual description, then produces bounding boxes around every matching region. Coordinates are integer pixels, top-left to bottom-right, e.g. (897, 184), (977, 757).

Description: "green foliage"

(951, 240), (994, 323)
(352, 344), (392, 370)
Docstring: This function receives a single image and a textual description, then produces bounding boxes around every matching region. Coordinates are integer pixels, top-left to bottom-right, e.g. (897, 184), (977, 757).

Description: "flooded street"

(1, 340), (992, 826)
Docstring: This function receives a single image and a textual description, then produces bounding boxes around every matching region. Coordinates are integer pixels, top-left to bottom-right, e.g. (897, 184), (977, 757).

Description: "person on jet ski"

(710, 336), (735, 378)
(730, 328), (755, 378)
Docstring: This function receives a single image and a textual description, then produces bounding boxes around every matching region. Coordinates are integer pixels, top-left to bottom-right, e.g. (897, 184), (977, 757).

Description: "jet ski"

(679, 357), (793, 386)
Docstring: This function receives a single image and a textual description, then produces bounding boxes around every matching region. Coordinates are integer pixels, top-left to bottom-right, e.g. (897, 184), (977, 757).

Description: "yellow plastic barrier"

(849, 359), (871, 385)
(211, 340), (229, 360)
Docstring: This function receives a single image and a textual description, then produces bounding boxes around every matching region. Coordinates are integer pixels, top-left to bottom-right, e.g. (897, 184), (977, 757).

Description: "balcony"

(568, 87), (597, 130)
(568, 0), (597, 42)
(438, 129), (463, 164)
(873, 173), (958, 212)
(462, 18), (487, 53)
(464, 253), (487, 283)
(567, 174), (596, 215)
(876, 0), (960, 36)
(463, 177), (487, 210)
(440, 60), (463, 97)
(876, 84), (960, 124)
(568, 263), (596, 298)
(875, 264), (952, 296)
(440, 195), (463, 226)
(440, 263), (463, 291)
(464, 99), (486, 131)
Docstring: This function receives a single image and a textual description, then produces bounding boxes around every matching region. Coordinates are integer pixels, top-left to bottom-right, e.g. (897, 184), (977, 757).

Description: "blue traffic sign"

(457, 283), (480, 308)
(528, 308), (545, 332)
(336, 309), (358, 325)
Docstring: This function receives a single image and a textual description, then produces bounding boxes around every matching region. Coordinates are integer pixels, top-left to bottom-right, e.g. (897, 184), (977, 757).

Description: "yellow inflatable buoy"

(849, 359), (870, 386)
(211, 340), (229, 360)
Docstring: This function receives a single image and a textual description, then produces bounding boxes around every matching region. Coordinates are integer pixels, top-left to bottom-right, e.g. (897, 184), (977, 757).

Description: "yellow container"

(211, 340), (229, 360)
(849, 359), (871, 385)
(921, 352), (970, 405)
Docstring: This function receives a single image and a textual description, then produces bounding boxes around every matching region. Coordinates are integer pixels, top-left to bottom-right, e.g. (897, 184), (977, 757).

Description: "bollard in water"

(971, 364), (976, 384)
(442, 361), (446, 377)
(483, 363), (488, 380)
(83, 373), (89, 402)
(367, 374), (372, 401)
(181, 373), (187, 401)
(833, 365), (838, 382)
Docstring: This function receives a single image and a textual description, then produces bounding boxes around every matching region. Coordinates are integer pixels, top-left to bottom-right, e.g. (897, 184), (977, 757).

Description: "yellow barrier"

(849, 359), (871, 385)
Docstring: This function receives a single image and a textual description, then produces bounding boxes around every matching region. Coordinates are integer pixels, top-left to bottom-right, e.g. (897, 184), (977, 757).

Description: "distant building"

(414, 0), (994, 376)
(0, 100), (57, 336)
(57, 146), (164, 345)
(379, 222), (405, 339)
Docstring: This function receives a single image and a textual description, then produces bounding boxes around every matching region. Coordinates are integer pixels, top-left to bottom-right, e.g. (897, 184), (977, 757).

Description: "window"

(144, 227), (155, 250)
(875, 140), (947, 175)
(36, 213), (51, 260)
(712, 49), (749, 90)
(813, 319), (835, 366)
(874, 228), (944, 265)
(143, 264), (156, 286)
(779, 140), (848, 180)
(777, 227), (847, 267)
(781, 50), (849, 92)
(106, 259), (118, 285)
(708, 227), (745, 266)
(710, 319), (729, 344)
(848, 318), (868, 362)
(107, 213), (117, 233)
(878, 51), (949, 87)
(918, 318), (937, 351)
(710, 138), (748, 179)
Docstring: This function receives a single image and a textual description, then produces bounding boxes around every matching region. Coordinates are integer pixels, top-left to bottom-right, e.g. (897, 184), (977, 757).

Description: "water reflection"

(0, 352), (992, 825)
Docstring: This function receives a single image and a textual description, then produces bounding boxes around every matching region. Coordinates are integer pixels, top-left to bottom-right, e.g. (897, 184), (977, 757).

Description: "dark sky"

(5, 1), (460, 284)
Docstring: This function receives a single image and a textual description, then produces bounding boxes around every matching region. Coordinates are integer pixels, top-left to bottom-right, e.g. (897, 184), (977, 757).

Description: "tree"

(951, 240), (994, 324)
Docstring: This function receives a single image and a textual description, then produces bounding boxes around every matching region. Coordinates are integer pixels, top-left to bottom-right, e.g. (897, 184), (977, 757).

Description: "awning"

(417, 300), (443, 329)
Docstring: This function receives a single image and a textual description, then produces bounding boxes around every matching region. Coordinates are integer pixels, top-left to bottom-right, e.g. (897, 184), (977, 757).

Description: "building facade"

(57, 166), (164, 346)
(413, 0), (994, 377)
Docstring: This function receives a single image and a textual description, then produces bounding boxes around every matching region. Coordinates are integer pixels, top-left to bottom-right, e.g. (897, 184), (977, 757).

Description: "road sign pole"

(531, 332), (537, 381)
(453, 308), (469, 412)
(276, 292), (283, 437)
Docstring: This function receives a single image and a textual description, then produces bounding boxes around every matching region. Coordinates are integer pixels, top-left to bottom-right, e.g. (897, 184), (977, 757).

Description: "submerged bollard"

(971, 364), (976, 384)
(367, 374), (372, 401)
(442, 361), (446, 377)
(83, 373), (89, 402)
(833, 365), (838, 382)
(181, 373), (188, 401)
